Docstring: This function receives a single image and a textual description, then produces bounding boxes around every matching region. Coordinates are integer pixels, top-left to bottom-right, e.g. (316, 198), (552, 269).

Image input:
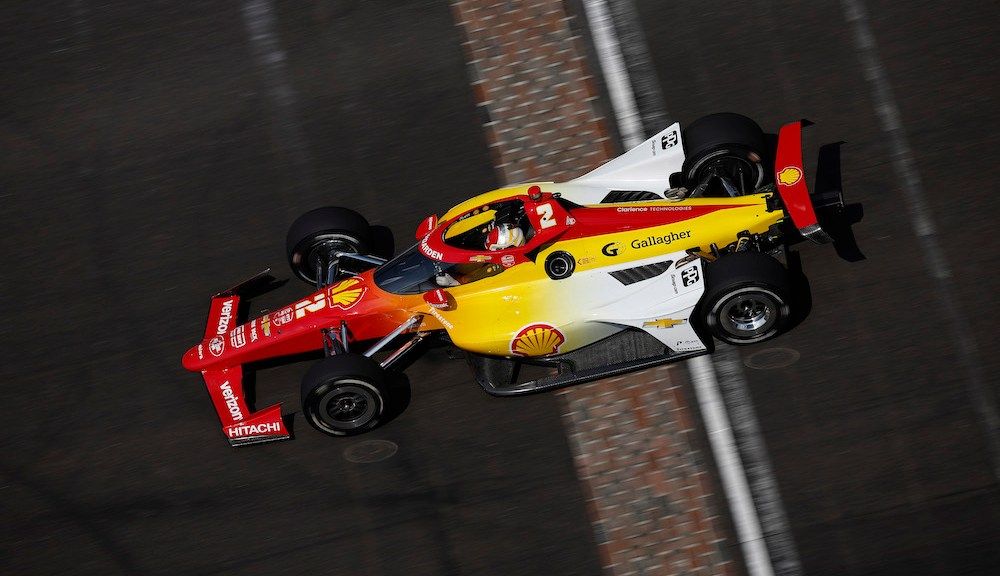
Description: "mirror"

(415, 215), (438, 239)
(422, 288), (453, 310)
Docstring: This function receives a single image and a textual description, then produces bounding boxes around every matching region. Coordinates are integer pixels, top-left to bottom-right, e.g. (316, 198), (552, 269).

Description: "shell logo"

(777, 166), (802, 186)
(327, 277), (366, 310)
(510, 323), (566, 357)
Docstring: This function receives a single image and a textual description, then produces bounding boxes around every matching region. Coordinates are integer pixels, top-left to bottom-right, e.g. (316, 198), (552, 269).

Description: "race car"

(182, 113), (860, 446)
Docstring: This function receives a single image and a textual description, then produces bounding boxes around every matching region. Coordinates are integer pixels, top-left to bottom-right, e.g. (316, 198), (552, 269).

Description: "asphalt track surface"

(2, 1), (998, 575)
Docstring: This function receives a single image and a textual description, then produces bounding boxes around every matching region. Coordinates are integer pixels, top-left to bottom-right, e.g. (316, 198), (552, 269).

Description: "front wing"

(197, 281), (290, 447)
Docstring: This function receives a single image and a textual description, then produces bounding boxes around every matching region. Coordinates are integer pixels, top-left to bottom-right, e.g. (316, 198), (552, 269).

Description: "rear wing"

(774, 120), (833, 243)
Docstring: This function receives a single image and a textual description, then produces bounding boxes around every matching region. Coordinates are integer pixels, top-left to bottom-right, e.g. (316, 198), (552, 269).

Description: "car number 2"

(536, 203), (556, 229)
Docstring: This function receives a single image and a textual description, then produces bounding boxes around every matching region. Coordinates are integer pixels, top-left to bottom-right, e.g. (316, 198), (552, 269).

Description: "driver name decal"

(420, 237), (444, 260)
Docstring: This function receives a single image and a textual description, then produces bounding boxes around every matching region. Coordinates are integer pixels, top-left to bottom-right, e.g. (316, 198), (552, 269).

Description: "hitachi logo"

(219, 381), (244, 421)
(227, 422), (282, 438)
(216, 299), (235, 335)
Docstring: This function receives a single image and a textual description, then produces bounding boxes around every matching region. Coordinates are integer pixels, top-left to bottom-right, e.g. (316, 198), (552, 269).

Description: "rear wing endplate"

(774, 120), (833, 243)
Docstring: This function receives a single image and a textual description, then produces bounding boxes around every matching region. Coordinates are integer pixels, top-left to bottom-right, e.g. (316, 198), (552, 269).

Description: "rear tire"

(701, 252), (792, 345)
(682, 113), (768, 194)
(301, 354), (388, 437)
(286, 207), (372, 285)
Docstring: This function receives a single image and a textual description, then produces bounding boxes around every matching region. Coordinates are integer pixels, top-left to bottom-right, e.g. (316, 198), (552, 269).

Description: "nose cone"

(182, 343), (204, 371)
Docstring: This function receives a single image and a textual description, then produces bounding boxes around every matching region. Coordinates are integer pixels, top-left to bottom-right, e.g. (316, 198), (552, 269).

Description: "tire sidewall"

(303, 378), (385, 436)
(681, 113), (768, 190)
(705, 284), (790, 345)
(683, 146), (766, 190)
(289, 231), (366, 284)
(286, 207), (373, 284)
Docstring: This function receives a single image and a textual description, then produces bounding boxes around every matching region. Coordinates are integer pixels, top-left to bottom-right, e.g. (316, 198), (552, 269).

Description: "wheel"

(682, 113), (768, 195)
(286, 207), (372, 284)
(301, 354), (388, 437)
(701, 251), (792, 345)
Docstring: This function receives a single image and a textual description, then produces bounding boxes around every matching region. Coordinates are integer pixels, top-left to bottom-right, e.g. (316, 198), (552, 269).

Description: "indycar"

(182, 113), (860, 446)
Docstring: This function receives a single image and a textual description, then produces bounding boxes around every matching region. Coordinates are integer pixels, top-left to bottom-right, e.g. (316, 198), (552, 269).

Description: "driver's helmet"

(485, 223), (525, 251)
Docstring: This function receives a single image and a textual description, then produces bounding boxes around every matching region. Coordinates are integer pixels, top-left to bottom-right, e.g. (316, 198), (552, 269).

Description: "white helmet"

(485, 223), (525, 251)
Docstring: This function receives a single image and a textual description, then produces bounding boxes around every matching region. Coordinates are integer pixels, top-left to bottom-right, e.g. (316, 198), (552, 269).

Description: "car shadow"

(784, 249), (814, 333)
(381, 371), (412, 427)
(815, 141), (866, 262)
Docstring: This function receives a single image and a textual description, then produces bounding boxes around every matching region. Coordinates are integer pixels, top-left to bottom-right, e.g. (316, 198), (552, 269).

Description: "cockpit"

(372, 246), (505, 295)
(373, 191), (571, 295)
(441, 199), (535, 251)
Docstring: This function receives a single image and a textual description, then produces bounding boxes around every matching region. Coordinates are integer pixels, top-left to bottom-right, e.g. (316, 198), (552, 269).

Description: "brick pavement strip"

(449, 2), (739, 574)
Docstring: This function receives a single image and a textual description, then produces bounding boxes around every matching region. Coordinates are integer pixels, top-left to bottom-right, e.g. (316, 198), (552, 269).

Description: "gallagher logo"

(601, 242), (620, 257)
(327, 277), (366, 310)
(510, 323), (566, 357)
(777, 166), (802, 186)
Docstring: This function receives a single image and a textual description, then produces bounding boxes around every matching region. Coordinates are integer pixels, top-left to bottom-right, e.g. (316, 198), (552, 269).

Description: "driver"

(485, 223), (525, 251)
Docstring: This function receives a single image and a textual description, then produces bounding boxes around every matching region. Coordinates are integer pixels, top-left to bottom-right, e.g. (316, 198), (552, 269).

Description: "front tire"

(301, 354), (388, 437)
(701, 252), (792, 345)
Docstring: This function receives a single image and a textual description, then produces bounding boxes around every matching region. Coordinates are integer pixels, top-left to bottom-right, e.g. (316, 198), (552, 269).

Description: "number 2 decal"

(536, 203), (556, 229)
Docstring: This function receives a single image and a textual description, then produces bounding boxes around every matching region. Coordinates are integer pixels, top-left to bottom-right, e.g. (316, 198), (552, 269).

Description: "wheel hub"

(728, 298), (770, 331)
(317, 381), (378, 429)
(719, 293), (777, 337)
(690, 149), (765, 196)
(329, 392), (368, 420)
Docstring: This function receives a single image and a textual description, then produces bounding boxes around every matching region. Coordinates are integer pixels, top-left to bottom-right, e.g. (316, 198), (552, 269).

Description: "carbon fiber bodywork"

(468, 328), (707, 396)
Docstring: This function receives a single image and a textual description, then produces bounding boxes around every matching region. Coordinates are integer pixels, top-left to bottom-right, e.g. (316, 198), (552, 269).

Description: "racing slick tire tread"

(301, 354), (389, 437)
(701, 251), (792, 345)
(287, 207), (373, 284)
(681, 112), (768, 192)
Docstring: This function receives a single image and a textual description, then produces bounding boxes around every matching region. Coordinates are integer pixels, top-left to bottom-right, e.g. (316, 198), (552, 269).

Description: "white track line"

(580, 0), (644, 148)
(689, 355), (776, 576)
(581, 1), (785, 575)
(841, 0), (1000, 480)
(242, 0), (316, 197)
(712, 346), (803, 576)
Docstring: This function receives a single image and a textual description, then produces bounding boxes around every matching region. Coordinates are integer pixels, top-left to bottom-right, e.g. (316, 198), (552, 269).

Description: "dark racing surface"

(638, 2), (1000, 574)
(635, 0), (1000, 573)
(2, 1), (998, 575)
(0, 3), (600, 575)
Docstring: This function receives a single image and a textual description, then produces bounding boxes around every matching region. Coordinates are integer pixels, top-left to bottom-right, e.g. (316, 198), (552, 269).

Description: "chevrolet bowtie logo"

(643, 318), (686, 329)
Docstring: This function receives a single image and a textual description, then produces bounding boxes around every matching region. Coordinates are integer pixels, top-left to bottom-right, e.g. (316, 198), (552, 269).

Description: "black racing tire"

(682, 113), (768, 194)
(368, 225), (396, 261)
(286, 207), (372, 284)
(301, 354), (388, 437)
(701, 251), (792, 345)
